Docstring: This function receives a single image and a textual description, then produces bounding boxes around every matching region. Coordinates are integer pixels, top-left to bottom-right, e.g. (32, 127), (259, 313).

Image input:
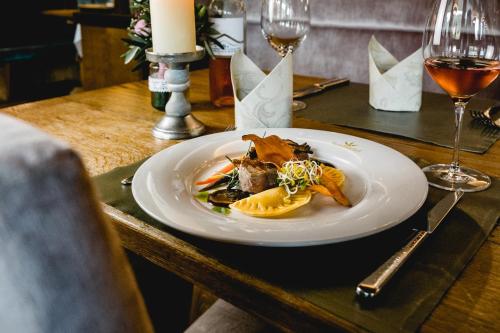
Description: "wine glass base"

(422, 164), (491, 192)
(293, 100), (307, 112)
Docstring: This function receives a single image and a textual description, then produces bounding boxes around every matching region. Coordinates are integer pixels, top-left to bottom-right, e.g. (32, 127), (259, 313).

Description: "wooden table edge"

(102, 203), (368, 333)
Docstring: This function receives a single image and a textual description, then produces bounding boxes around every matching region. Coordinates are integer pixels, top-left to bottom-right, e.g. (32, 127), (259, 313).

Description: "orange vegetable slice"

(309, 167), (351, 207)
(321, 166), (345, 188)
(242, 134), (295, 167)
(309, 185), (332, 196)
(195, 163), (235, 185)
(319, 166), (351, 207)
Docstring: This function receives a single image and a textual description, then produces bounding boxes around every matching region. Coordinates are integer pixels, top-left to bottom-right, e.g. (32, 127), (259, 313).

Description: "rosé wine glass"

(422, 0), (499, 192)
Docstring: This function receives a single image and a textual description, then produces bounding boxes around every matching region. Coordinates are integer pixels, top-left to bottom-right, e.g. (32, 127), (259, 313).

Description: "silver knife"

(293, 78), (350, 99)
(356, 190), (464, 298)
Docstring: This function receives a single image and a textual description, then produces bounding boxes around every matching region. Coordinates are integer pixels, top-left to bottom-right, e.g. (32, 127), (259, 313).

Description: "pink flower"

(134, 19), (151, 37)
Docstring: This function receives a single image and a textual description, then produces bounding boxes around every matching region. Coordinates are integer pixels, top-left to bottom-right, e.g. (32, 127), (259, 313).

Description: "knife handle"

(316, 78), (349, 89)
(356, 230), (428, 298)
(293, 78), (349, 99)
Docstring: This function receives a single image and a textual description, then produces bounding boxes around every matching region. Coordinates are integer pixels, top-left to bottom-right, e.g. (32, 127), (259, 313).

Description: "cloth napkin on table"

(369, 36), (423, 112)
(230, 50), (292, 129)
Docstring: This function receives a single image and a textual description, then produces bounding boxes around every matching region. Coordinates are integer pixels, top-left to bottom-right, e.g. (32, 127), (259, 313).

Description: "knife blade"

(356, 190), (464, 298)
(293, 78), (350, 99)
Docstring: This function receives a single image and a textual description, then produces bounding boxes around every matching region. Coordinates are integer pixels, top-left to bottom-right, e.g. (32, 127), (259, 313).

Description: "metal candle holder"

(146, 46), (206, 140)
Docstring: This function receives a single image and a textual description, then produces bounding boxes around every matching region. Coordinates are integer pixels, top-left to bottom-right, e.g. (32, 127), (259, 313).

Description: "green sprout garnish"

(277, 160), (322, 197)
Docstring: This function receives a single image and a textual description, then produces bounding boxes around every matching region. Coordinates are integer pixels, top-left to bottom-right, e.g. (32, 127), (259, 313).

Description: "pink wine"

(424, 57), (500, 103)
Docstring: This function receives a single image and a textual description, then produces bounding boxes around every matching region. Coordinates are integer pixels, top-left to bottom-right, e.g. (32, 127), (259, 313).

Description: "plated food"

(195, 134), (351, 217)
(133, 128), (428, 246)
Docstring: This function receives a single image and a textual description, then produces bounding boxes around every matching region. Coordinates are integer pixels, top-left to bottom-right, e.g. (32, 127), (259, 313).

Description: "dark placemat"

(93, 159), (499, 333)
(296, 83), (499, 153)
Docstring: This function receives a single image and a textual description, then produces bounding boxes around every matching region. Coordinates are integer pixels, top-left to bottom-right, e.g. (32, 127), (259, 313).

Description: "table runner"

(296, 83), (499, 154)
(93, 159), (499, 333)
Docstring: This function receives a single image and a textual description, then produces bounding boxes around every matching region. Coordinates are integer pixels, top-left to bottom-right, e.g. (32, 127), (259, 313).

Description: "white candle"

(150, 0), (196, 54)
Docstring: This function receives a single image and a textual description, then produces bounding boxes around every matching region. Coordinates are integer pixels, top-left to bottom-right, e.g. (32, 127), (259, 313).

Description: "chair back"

(0, 114), (154, 333)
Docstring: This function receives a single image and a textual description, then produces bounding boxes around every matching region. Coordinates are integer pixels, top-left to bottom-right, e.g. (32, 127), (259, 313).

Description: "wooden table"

(42, 9), (79, 20)
(1, 70), (499, 332)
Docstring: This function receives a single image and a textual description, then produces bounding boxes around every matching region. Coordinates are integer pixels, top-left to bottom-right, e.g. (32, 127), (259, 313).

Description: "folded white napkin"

(369, 36), (423, 112)
(231, 50), (292, 128)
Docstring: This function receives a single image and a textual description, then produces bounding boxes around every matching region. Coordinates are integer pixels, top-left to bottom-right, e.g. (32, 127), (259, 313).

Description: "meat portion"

(238, 158), (278, 194)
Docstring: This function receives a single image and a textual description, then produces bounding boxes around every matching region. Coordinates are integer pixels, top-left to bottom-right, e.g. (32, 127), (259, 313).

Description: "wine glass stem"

(450, 102), (467, 175)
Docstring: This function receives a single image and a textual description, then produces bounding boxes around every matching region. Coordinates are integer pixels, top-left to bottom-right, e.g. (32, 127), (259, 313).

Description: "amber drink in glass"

(422, 0), (499, 192)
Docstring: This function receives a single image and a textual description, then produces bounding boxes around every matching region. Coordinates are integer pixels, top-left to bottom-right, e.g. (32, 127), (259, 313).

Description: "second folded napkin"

(369, 36), (423, 112)
(231, 50), (292, 129)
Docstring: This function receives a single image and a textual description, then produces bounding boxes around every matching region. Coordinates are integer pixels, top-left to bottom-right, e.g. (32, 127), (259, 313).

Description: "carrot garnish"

(195, 163), (235, 185)
(319, 173), (351, 207)
(309, 184), (332, 197)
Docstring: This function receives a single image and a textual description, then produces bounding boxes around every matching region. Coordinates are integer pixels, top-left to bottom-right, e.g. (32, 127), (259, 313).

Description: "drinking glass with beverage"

(208, 0), (247, 108)
(261, 0), (310, 112)
(422, 0), (499, 192)
(149, 62), (170, 111)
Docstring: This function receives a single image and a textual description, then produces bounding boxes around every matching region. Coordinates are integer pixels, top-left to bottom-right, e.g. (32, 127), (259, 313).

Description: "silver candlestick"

(146, 46), (206, 140)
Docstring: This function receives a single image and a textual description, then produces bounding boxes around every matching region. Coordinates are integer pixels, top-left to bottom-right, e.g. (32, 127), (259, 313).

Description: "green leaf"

(198, 5), (206, 18)
(195, 191), (209, 202)
(127, 34), (149, 44)
(208, 36), (224, 49)
(122, 38), (148, 47)
(212, 206), (231, 215)
(209, 28), (221, 35)
(124, 46), (140, 64)
(204, 40), (216, 60)
(135, 52), (146, 62)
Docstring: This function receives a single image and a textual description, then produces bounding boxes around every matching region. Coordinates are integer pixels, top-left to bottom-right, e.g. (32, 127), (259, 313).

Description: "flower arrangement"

(123, 0), (222, 71)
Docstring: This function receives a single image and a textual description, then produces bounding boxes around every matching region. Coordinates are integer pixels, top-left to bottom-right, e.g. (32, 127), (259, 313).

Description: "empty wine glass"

(261, 0), (310, 112)
(422, 0), (499, 192)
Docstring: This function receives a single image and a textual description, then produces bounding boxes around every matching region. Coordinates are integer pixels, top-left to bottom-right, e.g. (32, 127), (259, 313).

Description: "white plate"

(132, 128), (428, 247)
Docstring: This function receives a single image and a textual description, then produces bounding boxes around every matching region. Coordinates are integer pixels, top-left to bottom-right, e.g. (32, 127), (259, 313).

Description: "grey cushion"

(0, 114), (153, 333)
(245, 0), (500, 100)
(185, 299), (278, 333)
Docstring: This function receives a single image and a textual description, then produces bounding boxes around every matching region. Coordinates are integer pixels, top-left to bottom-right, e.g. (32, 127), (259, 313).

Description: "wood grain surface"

(1, 69), (498, 332)
(0, 64), (10, 101)
(42, 9), (78, 19)
(80, 26), (142, 90)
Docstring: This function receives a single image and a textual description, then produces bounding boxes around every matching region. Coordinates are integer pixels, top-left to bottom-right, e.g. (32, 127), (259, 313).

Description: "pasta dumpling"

(230, 187), (311, 217)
